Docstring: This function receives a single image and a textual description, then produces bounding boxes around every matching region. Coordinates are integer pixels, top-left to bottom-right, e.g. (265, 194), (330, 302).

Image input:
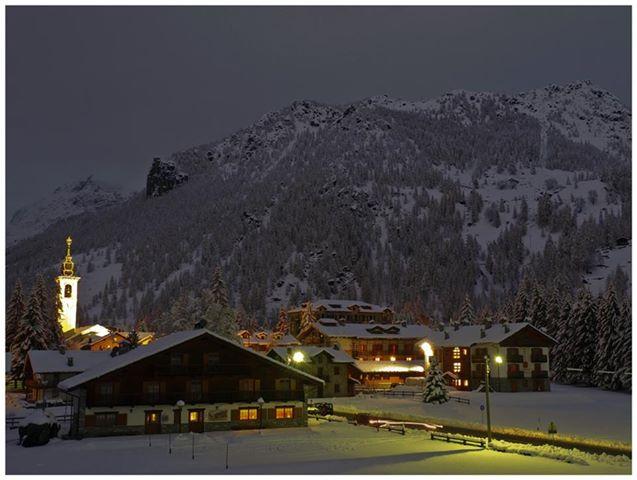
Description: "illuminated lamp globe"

(494, 355), (503, 364)
(292, 351), (305, 363)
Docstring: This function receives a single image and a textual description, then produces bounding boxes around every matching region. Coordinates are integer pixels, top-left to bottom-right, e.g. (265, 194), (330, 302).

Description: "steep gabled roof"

(59, 329), (323, 391)
(307, 321), (428, 340)
(268, 346), (355, 364)
(28, 350), (112, 374)
(422, 323), (556, 347)
(289, 299), (393, 314)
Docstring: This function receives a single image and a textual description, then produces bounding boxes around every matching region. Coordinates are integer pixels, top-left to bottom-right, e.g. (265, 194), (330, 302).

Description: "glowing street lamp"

(494, 355), (503, 392)
(420, 341), (433, 370)
(292, 351), (305, 363)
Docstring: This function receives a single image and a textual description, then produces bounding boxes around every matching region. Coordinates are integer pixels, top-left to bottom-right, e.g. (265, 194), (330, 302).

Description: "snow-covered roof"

(239, 331), (300, 346)
(28, 350), (112, 374)
(423, 322), (555, 347)
(310, 321), (428, 339)
(59, 329), (323, 391)
(354, 360), (425, 374)
(290, 299), (393, 313)
(268, 346), (355, 364)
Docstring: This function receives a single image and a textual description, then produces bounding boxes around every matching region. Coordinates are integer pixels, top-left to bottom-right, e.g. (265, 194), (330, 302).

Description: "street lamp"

(292, 351), (305, 364)
(484, 356), (493, 444)
(257, 397), (265, 431)
(420, 342), (433, 371)
(494, 355), (503, 392)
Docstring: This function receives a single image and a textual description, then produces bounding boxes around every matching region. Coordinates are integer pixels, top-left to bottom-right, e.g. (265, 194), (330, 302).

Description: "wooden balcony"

(507, 354), (524, 363)
(531, 354), (548, 363)
(90, 389), (307, 407)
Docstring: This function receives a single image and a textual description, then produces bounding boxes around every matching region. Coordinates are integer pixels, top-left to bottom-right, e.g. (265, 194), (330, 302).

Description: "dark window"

(64, 285), (72, 298)
(97, 383), (114, 403)
(190, 381), (202, 401)
(334, 384), (341, 393)
(334, 366), (340, 375)
(238, 379), (261, 392)
(95, 412), (117, 427)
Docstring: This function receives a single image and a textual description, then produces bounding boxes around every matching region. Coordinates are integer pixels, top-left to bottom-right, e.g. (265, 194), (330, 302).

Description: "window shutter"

(294, 407), (302, 419)
(84, 414), (96, 427)
(116, 413), (127, 425)
(230, 409), (239, 421)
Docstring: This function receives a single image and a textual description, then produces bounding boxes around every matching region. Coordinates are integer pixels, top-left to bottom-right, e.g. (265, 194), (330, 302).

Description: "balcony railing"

(531, 354), (548, 363)
(90, 389), (306, 407)
(507, 354), (524, 363)
(507, 371), (525, 379)
(153, 364), (240, 376)
(471, 356), (486, 364)
(532, 370), (549, 378)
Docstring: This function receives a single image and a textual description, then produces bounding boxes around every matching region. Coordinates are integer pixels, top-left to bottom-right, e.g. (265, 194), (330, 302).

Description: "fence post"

(192, 433), (195, 460)
(225, 442), (229, 470)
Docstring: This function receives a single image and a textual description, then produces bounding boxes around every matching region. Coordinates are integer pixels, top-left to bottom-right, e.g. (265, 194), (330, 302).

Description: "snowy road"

(5, 419), (630, 474)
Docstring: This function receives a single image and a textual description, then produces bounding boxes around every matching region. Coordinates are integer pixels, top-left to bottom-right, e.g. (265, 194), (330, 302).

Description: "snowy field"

(5, 419), (630, 474)
(318, 384), (631, 444)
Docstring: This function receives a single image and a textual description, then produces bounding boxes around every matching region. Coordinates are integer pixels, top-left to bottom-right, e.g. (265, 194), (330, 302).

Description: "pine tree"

(127, 330), (140, 348)
(33, 275), (62, 348)
(527, 284), (547, 329)
(235, 305), (249, 330)
(594, 285), (621, 388)
(544, 287), (563, 339)
(458, 294), (475, 325)
(612, 300), (631, 391)
(6, 280), (25, 351)
(201, 303), (240, 342)
(423, 358), (449, 404)
(513, 277), (531, 323)
(11, 288), (48, 382)
(568, 289), (597, 385)
(211, 267), (229, 308)
(550, 299), (572, 384)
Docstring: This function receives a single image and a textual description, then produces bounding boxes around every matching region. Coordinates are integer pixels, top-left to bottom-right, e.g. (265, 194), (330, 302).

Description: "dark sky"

(6, 6), (631, 216)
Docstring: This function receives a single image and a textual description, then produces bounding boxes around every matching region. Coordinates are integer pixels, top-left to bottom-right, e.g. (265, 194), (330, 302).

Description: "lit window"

(239, 408), (258, 421)
(454, 379), (461, 386)
(390, 356), (396, 362)
(374, 357), (380, 362)
(189, 410), (202, 422)
(406, 357), (412, 362)
(453, 347), (461, 359)
(463, 380), (469, 387)
(462, 349), (468, 356)
(453, 362), (461, 373)
(275, 406), (294, 419)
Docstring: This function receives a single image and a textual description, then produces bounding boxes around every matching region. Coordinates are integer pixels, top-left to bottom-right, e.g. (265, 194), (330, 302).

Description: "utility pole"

(484, 355), (492, 444)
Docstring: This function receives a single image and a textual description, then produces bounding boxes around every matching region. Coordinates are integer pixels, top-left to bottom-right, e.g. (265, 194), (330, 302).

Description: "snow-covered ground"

(317, 384), (631, 444)
(5, 419), (629, 474)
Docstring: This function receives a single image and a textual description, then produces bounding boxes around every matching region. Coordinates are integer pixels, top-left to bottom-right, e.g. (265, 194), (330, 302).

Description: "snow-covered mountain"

(7, 176), (125, 246)
(6, 81), (631, 327)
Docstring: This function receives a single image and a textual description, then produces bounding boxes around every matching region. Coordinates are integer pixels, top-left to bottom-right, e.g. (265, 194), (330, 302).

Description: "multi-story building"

(267, 346), (358, 397)
(422, 322), (556, 392)
(287, 299), (394, 336)
(237, 330), (300, 352)
(58, 329), (323, 437)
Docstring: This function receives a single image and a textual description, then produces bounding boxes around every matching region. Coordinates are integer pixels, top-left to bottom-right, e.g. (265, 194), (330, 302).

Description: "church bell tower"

(56, 236), (80, 332)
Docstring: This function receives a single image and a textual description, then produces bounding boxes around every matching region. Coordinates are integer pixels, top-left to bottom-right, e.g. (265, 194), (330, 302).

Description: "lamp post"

(484, 355), (492, 444)
(176, 400), (185, 434)
(420, 342), (433, 372)
(494, 355), (503, 392)
(257, 397), (265, 431)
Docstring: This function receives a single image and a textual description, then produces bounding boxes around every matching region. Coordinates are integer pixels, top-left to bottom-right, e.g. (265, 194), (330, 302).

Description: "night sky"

(6, 6), (631, 216)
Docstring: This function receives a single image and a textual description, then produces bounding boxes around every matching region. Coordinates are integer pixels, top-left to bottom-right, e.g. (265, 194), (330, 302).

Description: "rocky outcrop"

(145, 157), (189, 198)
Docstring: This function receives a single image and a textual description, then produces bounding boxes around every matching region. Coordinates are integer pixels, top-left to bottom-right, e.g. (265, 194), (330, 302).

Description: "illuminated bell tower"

(56, 236), (80, 332)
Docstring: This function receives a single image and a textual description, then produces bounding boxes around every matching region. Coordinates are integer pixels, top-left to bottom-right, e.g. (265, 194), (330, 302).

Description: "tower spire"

(61, 236), (75, 276)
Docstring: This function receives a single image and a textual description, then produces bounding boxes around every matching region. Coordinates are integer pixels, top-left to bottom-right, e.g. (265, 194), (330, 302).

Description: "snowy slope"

(7, 176), (124, 245)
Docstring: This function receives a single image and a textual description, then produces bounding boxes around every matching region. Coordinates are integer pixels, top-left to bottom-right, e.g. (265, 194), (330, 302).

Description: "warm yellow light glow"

(420, 341), (434, 367)
(292, 351), (305, 363)
(406, 357), (412, 362)
(80, 324), (110, 338)
(374, 357), (381, 362)
(495, 355), (503, 364)
(390, 356), (396, 362)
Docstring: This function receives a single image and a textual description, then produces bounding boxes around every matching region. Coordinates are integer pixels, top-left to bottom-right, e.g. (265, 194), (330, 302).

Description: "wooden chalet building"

(288, 299), (394, 336)
(64, 324), (154, 351)
(297, 319), (428, 389)
(24, 350), (111, 404)
(422, 323), (556, 392)
(58, 329), (323, 437)
(267, 346), (359, 397)
(237, 330), (300, 352)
